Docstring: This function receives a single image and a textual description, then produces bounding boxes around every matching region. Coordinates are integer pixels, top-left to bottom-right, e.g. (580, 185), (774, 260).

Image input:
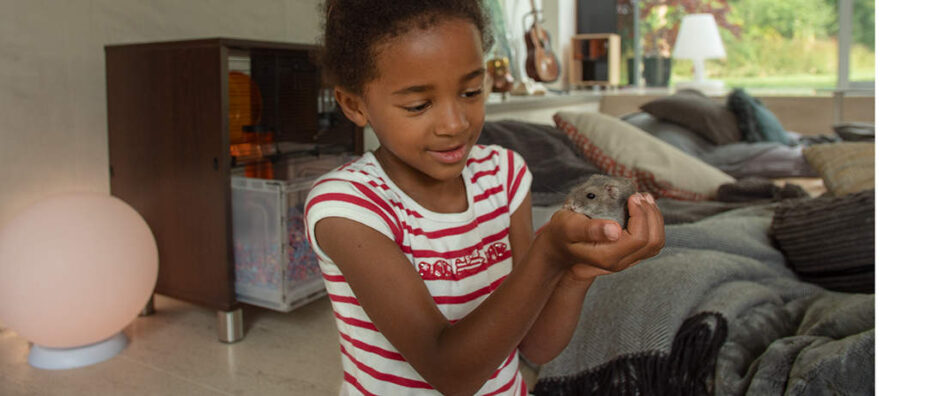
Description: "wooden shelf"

(106, 38), (358, 316)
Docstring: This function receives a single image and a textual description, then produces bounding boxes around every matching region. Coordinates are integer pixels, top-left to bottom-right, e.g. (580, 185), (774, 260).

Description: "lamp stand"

(675, 58), (725, 94)
(28, 332), (128, 370)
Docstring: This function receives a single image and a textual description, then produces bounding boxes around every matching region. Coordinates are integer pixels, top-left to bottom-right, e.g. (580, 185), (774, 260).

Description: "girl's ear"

(334, 87), (368, 127)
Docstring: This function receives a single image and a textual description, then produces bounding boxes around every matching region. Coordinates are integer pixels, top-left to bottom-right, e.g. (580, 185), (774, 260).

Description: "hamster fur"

(563, 175), (639, 227)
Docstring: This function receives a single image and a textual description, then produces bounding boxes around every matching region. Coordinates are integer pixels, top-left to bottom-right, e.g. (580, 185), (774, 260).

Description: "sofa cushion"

(640, 89), (742, 145)
(803, 142), (874, 196)
(554, 111), (736, 200)
(727, 88), (793, 145)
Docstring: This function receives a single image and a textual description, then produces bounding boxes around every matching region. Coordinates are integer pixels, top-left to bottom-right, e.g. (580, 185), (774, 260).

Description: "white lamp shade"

(0, 193), (158, 349)
(672, 14), (726, 60)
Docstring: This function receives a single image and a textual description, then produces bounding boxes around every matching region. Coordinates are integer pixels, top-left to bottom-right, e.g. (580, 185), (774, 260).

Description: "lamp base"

(28, 332), (128, 370)
(675, 79), (726, 95)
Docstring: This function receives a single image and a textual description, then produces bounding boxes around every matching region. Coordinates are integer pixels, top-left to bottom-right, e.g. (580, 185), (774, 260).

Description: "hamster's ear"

(605, 184), (620, 199)
(334, 86), (369, 127)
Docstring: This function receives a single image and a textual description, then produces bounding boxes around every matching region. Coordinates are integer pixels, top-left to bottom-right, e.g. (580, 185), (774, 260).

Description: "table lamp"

(672, 13), (727, 93)
(0, 193), (158, 370)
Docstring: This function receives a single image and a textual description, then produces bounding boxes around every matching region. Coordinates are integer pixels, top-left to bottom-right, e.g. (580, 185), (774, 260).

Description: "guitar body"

(524, 27), (560, 82)
(524, 0), (560, 83)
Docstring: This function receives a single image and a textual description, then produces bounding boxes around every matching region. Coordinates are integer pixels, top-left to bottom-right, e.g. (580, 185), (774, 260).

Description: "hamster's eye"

(586, 193), (596, 200)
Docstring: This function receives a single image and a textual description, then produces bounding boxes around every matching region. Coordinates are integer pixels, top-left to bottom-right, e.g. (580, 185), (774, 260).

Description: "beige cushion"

(554, 111), (736, 199)
(803, 142), (875, 196)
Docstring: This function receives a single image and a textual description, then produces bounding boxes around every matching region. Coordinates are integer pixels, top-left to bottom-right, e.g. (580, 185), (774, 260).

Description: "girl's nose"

(435, 101), (470, 136)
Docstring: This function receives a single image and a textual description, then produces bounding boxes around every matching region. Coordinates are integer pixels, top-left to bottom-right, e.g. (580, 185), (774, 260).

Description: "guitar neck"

(529, 0), (542, 35)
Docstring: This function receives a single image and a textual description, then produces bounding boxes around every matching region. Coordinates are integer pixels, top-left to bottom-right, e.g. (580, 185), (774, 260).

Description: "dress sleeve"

(304, 175), (403, 259)
(504, 148), (533, 215)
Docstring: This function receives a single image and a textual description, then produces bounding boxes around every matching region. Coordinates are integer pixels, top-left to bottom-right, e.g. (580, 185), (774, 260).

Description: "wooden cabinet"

(105, 38), (358, 341)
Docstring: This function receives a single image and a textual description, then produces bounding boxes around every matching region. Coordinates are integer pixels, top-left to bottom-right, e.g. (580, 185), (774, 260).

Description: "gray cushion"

(640, 89), (742, 145)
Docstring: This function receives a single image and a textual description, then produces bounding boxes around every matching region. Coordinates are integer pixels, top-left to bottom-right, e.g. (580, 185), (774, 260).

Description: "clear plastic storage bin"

(231, 154), (350, 312)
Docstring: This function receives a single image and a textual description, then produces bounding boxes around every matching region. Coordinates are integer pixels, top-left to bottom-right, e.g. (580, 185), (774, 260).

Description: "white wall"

(0, 0), (324, 226)
(501, 0), (574, 90)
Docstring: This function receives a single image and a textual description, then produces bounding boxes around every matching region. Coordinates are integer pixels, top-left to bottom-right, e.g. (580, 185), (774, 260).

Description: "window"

(658, 0), (874, 92)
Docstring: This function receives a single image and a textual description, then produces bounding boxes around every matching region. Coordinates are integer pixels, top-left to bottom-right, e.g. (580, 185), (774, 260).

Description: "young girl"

(306, 1), (665, 394)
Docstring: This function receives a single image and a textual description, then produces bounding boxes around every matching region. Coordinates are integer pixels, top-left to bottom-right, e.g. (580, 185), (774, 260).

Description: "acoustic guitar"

(524, 0), (560, 83)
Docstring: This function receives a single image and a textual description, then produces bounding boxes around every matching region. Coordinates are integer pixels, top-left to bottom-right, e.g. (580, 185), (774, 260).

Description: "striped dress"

(305, 144), (532, 395)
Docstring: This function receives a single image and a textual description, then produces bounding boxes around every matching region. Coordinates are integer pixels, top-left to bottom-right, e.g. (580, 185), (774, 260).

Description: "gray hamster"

(563, 175), (639, 227)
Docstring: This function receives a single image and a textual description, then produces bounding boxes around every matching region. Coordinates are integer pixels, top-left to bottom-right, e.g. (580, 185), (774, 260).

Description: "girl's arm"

(315, 192), (659, 395)
(514, 193), (665, 365)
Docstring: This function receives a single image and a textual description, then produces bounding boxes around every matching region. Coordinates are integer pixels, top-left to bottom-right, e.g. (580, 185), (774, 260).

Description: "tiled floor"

(1, 294), (538, 395)
(1, 294), (344, 395)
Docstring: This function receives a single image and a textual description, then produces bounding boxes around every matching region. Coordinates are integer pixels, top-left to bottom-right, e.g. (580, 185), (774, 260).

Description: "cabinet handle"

(213, 157), (219, 170)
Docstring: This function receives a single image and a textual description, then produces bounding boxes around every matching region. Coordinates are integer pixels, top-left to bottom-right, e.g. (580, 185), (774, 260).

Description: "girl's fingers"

(551, 192), (666, 272)
(555, 209), (622, 244)
(617, 193), (665, 267)
(584, 193), (662, 271)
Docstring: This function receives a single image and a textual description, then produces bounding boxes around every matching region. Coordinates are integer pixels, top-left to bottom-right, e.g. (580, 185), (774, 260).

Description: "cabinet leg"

(217, 308), (244, 343)
(139, 294), (155, 316)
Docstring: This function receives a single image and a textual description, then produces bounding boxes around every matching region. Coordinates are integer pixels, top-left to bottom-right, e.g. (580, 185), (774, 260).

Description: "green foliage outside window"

(635, 0), (875, 90)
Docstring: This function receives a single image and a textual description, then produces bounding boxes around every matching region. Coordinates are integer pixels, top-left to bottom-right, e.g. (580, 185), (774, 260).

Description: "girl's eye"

(403, 102), (431, 113)
(586, 193), (596, 199)
(462, 88), (483, 98)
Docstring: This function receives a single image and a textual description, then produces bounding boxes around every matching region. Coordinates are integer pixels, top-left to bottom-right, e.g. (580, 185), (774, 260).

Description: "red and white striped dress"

(305, 144), (532, 395)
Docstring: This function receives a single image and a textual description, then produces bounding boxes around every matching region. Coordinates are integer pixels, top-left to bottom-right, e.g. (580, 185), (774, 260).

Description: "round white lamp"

(672, 13), (727, 93)
(0, 193), (158, 370)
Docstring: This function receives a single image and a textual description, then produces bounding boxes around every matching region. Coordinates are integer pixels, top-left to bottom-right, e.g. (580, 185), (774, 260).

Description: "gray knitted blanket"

(534, 205), (874, 395)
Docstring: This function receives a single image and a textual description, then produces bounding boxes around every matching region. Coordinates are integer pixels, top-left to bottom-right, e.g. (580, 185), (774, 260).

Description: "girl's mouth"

(428, 144), (467, 164)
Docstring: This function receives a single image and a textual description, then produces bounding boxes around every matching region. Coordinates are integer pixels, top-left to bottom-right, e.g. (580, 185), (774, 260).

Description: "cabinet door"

(107, 41), (236, 311)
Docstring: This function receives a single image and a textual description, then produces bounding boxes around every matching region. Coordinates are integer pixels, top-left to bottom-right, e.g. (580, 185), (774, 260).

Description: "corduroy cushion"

(770, 189), (875, 293)
(803, 142), (875, 196)
(553, 111), (736, 200)
(640, 89), (742, 145)
(727, 88), (793, 145)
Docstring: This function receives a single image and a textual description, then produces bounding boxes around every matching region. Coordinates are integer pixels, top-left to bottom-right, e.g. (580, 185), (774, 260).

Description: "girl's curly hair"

(317, 0), (494, 94)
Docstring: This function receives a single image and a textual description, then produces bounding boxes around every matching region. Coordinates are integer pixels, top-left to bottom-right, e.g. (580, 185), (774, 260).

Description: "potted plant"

(638, 0), (740, 87)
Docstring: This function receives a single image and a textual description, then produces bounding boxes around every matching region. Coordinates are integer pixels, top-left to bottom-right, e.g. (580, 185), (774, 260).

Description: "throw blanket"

(533, 205), (874, 395)
(621, 112), (818, 179)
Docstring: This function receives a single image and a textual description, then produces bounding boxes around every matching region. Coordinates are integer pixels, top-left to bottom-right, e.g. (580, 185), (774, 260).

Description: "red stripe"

(343, 371), (376, 396)
(323, 273), (346, 282)
(367, 180), (391, 191)
(520, 378), (527, 396)
(489, 350), (517, 380)
(314, 176), (416, 224)
(307, 193), (402, 244)
(402, 206), (507, 240)
(341, 345), (434, 389)
(339, 332), (406, 361)
(432, 275), (507, 304)
(471, 166), (500, 183)
(466, 149), (499, 165)
(483, 367), (519, 396)
(348, 182), (399, 225)
(474, 185), (504, 203)
(508, 165), (527, 203)
(328, 293), (360, 306)
(389, 200), (424, 218)
(335, 312), (379, 332)
(505, 151), (515, 198)
(402, 227), (509, 259)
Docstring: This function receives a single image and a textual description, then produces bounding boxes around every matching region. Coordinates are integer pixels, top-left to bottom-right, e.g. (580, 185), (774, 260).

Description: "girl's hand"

(542, 193), (665, 277)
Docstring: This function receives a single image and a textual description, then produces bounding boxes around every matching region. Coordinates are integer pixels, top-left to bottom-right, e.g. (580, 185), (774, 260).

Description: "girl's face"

(338, 18), (487, 184)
